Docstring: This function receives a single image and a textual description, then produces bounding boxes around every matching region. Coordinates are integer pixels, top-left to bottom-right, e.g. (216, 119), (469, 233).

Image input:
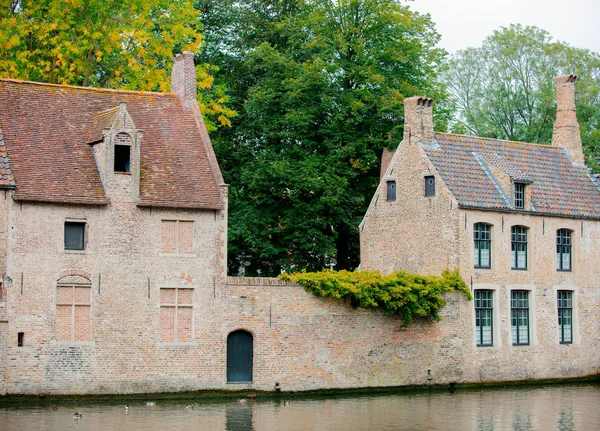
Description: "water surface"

(1, 384), (599, 430)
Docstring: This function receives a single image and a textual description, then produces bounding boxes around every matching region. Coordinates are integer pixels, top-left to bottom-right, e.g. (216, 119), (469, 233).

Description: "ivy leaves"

(280, 269), (472, 326)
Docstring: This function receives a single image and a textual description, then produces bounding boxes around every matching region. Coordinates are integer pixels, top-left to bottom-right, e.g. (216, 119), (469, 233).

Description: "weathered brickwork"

(359, 81), (600, 387)
(0, 62), (598, 396)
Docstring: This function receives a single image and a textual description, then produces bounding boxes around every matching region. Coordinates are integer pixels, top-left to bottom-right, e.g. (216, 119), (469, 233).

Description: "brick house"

(360, 75), (600, 379)
(0, 53), (229, 394)
(0, 50), (598, 396)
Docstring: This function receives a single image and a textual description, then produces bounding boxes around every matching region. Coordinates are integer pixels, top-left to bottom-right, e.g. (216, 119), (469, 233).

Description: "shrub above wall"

(279, 269), (472, 326)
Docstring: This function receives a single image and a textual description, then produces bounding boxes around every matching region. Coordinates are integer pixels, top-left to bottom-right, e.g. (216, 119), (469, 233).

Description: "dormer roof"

(0, 79), (224, 209)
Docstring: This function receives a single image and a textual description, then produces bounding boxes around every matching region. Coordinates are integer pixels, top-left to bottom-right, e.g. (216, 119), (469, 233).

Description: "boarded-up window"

(161, 220), (194, 254)
(160, 288), (193, 342)
(56, 284), (92, 341)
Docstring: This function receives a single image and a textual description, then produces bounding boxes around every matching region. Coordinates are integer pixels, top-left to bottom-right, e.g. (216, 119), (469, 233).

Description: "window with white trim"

(475, 290), (493, 347)
(511, 290), (530, 345)
(511, 226), (528, 270)
(474, 223), (492, 268)
(556, 229), (572, 271)
(557, 290), (573, 344)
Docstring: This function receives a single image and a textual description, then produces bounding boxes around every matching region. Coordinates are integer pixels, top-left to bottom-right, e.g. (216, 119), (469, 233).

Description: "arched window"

(227, 330), (253, 383)
(56, 275), (92, 341)
(511, 226), (528, 270)
(473, 223), (492, 268)
(556, 229), (572, 271)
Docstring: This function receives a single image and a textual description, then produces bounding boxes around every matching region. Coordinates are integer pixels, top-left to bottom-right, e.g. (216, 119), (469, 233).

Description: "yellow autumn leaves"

(0, 0), (234, 129)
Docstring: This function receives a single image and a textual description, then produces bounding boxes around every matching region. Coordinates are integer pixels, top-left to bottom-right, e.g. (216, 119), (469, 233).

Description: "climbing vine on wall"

(279, 269), (472, 327)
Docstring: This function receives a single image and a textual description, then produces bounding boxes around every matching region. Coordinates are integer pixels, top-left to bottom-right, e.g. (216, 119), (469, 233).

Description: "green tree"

(201, 0), (447, 275)
(443, 24), (600, 168)
(0, 0), (234, 129)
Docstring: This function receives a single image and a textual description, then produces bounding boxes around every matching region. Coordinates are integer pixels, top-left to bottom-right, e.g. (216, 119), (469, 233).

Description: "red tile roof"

(0, 126), (16, 189)
(424, 133), (600, 219)
(0, 79), (224, 209)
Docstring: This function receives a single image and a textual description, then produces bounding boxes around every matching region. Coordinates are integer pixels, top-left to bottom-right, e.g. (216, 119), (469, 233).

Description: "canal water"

(1, 384), (599, 430)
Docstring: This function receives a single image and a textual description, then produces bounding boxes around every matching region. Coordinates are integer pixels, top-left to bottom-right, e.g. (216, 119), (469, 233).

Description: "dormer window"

(513, 182), (525, 209)
(114, 144), (131, 173)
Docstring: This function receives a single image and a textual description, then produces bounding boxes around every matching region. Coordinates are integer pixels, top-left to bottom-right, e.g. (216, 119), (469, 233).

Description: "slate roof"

(422, 132), (600, 219)
(0, 79), (223, 208)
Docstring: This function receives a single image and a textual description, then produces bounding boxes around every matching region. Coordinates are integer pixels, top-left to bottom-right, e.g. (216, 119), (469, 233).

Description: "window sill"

(54, 340), (94, 345)
(114, 171), (132, 175)
(159, 253), (197, 258)
(226, 381), (253, 385)
(474, 267), (492, 270)
(511, 268), (528, 271)
(65, 249), (86, 255)
(159, 342), (195, 346)
(557, 270), (572, 273)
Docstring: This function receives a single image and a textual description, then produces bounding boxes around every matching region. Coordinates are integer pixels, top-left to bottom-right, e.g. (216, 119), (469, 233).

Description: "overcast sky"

(407, 0), (600, 54)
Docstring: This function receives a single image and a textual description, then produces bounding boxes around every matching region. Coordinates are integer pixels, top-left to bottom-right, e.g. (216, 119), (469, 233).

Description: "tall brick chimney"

(403, 96), (434, 143)
(171, 51), (197, 105)
(552, 75), (584, 165)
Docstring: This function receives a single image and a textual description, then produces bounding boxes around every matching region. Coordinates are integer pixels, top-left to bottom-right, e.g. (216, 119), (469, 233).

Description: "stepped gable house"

(361, 75), (600, 380)
(0, 54), (599, 396)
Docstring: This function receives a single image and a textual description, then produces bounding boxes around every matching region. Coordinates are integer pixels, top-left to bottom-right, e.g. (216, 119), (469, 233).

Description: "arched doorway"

(227, 330), (253, 383)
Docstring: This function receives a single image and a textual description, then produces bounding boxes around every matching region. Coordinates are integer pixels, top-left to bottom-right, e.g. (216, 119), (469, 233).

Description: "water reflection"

(226, 403), (254, 431)
(1, 384), (599, 431)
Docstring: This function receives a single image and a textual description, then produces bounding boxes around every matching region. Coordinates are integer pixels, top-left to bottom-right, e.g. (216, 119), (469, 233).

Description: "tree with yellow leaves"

(0, 0), (234, 129)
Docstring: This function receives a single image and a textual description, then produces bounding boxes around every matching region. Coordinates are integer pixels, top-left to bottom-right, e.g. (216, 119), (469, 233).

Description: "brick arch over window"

(161, 273), (196, 284)
(57, 270), (92, 283)
(56, 273), (92, 342)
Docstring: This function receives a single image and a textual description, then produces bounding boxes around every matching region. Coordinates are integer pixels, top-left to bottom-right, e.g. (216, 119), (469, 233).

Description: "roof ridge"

(435, 131), (559, 149)
(0, 78), (175, 98)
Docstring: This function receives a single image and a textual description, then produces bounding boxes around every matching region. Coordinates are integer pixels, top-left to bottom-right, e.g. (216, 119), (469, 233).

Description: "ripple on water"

(2, 384), (600, 431)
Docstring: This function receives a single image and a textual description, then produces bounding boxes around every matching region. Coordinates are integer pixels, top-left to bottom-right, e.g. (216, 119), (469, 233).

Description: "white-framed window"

(511, 290), (530, 345)
(556, 229), (572, 271)
(511, 226), (528, 270)
(475, 290), (493, 346)
(474, 223), (492, 269)
(557, 290), (573, 344)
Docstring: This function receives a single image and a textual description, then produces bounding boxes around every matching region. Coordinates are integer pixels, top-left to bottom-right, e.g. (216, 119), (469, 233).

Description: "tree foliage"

(0, 0), (234, 129)
(279, 269), (471, 326)
(443, 24), (600, 169)
(200, 0), (448, 275)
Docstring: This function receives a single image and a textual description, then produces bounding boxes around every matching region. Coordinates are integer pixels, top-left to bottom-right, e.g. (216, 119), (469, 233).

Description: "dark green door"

(227, 330), (253, 383)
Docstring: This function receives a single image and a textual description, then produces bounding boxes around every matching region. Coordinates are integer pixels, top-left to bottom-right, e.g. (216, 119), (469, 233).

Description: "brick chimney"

(403, 96), (434, 143)
(552, 75), (584, 165)
(171, 51), (197, 105)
